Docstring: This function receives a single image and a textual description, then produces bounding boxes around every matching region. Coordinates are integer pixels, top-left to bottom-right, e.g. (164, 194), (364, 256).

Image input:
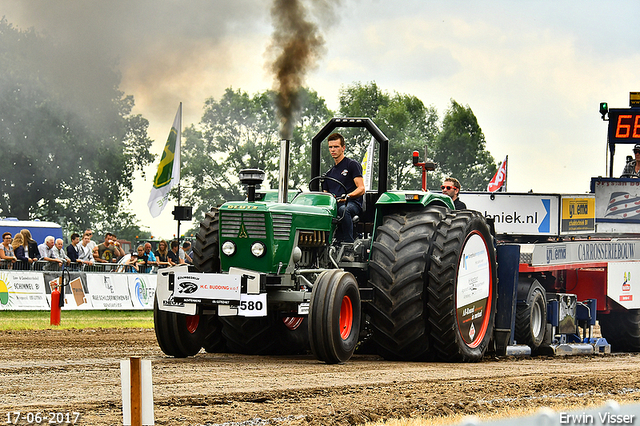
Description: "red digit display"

(616, 114), (632, 138)
(609, 109), (640, 144)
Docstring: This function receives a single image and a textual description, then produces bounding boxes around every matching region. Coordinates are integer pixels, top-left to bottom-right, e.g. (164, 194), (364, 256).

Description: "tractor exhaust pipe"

(278, 139), (290, 203)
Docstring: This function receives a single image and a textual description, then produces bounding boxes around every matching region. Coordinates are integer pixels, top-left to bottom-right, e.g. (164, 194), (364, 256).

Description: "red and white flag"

(488, 156), (507, 192)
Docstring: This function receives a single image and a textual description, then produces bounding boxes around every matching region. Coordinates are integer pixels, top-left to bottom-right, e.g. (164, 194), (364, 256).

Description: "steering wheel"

(308, 176), (349, 222)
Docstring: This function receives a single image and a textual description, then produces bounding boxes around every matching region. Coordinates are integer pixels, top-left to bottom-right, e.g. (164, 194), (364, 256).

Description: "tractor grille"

(220, 211), (267, 239)
(272, 213), (292, 240)
(298, 230), (328, 247)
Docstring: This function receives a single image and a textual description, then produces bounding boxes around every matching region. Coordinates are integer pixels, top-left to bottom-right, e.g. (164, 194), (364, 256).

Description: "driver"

(323, 132), (365, 243)
(622, 144), (640, 178)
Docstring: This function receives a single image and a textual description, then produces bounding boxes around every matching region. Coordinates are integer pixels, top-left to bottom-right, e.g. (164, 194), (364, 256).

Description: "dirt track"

(1, 328), (640, 426)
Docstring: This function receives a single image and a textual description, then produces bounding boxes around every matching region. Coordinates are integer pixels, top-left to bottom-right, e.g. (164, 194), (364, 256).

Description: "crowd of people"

(0, 228), (194, 273)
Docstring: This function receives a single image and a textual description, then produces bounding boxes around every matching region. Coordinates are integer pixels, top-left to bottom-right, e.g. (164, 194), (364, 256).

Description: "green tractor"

(154, 117), (498, 363)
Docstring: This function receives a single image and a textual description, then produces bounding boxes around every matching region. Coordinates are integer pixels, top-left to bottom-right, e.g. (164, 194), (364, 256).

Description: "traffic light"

(600, 102), (608, 120)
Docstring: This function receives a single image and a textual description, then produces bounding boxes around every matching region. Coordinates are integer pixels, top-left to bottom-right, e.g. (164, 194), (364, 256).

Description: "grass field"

(0, 310), (154, 330)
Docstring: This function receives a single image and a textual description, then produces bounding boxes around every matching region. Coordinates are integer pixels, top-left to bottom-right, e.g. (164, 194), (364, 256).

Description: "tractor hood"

(218, 193), (337, 273)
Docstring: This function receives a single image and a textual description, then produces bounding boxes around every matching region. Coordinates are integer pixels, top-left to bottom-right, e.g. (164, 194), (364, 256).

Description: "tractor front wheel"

(154, 295), (212, 357)
(309, 270), (361, 364)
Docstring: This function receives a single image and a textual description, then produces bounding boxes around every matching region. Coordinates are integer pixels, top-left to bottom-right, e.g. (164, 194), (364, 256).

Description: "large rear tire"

(193, 208), (220, 273)
(309, 270), (361, 364)
(514, 279), (547, 350)
(427, 210), (497, 362)
(368, 207), (447, 361)
(221, 315), (309, 355)
(190, 207), (226, 352)
(599, 309), (640, 352)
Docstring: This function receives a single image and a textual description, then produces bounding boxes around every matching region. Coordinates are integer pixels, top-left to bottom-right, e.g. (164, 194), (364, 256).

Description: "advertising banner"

(463, 192), (559, 236)
(0, 271), (47, 310)
(608, 262), (640, 309)
(0, 270), (157, 311)
(591, 177), (640, 233)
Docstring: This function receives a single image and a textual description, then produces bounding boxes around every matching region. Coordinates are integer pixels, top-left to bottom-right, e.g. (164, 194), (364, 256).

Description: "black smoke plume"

(269, 0), (328, 140)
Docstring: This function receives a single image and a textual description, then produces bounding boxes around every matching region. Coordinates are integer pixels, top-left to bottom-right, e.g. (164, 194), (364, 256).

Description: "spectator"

(94, 232), (124, 263)
(0, 232), (17, 268)
(12, 233), (29, 270)
(168, 240), (185, 265)
(126, 251), (140, 273)
(180, 241), (193, 264)
(622, 144), (640, 177)
(20, 229), (40, 264)
(83, 229), (97, 254)
(77, 234), (95, 266)
(50, 238), (71, 270)
(441, 177), (467, 210)
(155, 240), (172, 268)
(142, 242), (157, 273)
(66, 233), (81, 267)
(38, 236), (58, 269)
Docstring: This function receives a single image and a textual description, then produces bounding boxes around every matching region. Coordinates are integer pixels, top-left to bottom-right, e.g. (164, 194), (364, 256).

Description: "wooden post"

(130, 356), (142, 426)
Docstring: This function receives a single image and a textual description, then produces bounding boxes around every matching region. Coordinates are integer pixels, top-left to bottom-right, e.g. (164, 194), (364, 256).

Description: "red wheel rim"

(186, 315), (200, 334)
(339, 295), (353, 340)
(283, 316), (304, 330)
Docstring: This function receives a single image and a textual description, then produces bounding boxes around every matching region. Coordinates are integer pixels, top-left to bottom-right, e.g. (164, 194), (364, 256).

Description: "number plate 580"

(238, 293), (267, 317)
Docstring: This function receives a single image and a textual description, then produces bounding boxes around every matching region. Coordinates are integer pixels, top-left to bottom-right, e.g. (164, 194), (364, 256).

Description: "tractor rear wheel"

(427, 210), (497, 362)
(368, 207), (447, 361)
(514, 279), (547, 350)
(599, 309), (640, 352)
(309, 270), (361, 364)
(221, 314), (309, 355)
(194, 208), (220, 273)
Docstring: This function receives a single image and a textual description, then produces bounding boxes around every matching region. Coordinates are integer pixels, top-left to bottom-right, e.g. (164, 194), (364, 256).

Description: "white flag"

(148, 103), (182, 218)
(361, 136), (376, 191)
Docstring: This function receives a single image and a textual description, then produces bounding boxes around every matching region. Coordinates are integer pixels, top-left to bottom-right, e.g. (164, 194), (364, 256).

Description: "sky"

(2, 0), (640, 238)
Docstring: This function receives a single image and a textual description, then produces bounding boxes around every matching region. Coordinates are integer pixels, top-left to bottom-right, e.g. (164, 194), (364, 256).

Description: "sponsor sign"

(530, 239), (640, 266)
(561, 197), (595, 233)
(456, 233), (491, 344)
(608, 262), (640, 309)
(463, 192), (559, 236)
(86, 273), (133, 309)
(128, 275), (156, 309)
(0, 271), (46, 310)
(592, 178), (640, 233)
(172, 272), (241, 304)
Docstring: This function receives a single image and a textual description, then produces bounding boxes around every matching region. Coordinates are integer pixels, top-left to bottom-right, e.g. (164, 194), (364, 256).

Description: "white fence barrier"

(0, 269), (157, 310)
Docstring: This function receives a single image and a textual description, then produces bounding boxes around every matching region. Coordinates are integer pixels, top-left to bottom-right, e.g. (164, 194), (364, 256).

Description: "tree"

(338, 82), (439, 190)
(431, 100), (496, 191)
(178, 87), (332, 220)
(0, 18), (154, 232)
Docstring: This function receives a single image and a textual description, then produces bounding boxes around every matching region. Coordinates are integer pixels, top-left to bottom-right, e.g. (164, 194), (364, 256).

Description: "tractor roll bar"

(310, 118), (389, 195)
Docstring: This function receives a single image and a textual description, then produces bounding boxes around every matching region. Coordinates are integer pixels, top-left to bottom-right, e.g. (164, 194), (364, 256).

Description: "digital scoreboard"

(608, 108), (640, 144)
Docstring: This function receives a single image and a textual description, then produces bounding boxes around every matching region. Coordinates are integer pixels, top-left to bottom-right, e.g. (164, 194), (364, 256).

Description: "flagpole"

(176, 102), (182, 241)
(504, 155), (508, 192)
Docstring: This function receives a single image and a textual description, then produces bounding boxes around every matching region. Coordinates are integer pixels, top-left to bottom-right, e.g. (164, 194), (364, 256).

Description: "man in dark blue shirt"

(323, 132), (365, 243)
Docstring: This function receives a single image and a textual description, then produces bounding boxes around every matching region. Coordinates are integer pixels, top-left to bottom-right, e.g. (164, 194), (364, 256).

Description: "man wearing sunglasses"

(622, 144), (640, 178)
(441, 177), (466, 210)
